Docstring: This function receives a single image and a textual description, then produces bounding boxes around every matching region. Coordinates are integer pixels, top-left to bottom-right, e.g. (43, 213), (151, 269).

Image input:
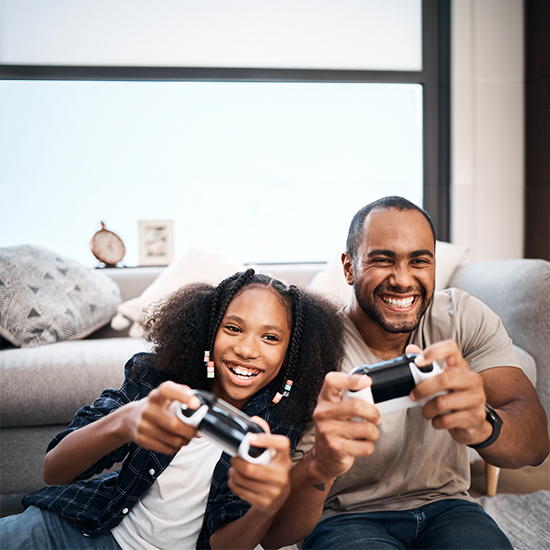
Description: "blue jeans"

(303, 499), (513, 550)
(0, 506), (122, 550)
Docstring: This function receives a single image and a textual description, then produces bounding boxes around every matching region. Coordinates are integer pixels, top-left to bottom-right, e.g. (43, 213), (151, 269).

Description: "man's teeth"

(383, 296), (415, 308)
(230, 365), (259, 378)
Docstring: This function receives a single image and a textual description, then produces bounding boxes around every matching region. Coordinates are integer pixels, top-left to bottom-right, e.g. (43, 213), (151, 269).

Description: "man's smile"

(381, 294), (417, 310)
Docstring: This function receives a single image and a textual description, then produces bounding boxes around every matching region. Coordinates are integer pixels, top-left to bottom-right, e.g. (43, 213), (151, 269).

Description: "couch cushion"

(0, 338), (149, 428)
(450, 259), (550, 433)
(0, 245), (121, 348)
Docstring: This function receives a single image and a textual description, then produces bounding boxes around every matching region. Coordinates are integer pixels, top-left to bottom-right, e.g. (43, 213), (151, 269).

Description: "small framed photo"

(138, 220), (174, 266)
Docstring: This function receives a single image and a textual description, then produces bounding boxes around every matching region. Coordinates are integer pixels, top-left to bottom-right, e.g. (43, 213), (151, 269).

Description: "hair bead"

(272, 392), (283, 404)
(283, 379), (293, 397)
(204, 350), (215, 379)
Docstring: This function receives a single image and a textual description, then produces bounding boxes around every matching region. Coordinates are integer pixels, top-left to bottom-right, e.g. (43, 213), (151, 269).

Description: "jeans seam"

(413, 509), (425, 541)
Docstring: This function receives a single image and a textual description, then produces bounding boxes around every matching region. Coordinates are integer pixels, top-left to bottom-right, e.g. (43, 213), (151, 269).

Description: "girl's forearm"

(42, 403), (134, 485)
(210, 506), (278, 550)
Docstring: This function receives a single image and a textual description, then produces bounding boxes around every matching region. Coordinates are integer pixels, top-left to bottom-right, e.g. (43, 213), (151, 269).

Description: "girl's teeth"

(384, 296), (414, 308)
(231, 365), (258, 378)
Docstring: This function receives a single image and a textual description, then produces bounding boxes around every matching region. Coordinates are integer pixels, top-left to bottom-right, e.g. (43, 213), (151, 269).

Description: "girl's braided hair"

(143, 269), (345, 422)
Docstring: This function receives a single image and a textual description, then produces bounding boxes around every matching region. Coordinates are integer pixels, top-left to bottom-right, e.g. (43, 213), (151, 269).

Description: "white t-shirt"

(112, 437), (223, 550)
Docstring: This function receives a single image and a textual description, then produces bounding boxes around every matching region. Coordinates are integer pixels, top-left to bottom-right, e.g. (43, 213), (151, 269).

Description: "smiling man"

(264, 196), (549, 550)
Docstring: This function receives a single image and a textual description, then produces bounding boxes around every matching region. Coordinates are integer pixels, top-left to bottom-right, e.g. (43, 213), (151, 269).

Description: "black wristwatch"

(468, 403), (503, 450)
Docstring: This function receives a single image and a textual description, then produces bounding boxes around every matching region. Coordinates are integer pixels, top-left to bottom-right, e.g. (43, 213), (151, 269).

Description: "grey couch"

(1, 259), (549, 528)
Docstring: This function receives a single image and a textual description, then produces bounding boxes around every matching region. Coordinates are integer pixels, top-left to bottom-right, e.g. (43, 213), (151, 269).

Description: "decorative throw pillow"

(111, 247), (245, 338)
(308, 241), (470, 305)
(0, 245), (121, 348)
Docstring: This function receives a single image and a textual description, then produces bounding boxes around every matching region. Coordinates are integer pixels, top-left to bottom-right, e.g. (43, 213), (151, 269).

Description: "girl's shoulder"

(122, 352), (162, 394)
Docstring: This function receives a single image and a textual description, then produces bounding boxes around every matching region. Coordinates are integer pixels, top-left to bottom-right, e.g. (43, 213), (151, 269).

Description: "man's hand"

(407, 341), (492, 446)
(307, 371), (381, 483)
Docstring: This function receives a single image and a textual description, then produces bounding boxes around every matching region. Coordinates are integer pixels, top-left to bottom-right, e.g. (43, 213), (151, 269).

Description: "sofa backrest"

(450, 259), (550, 434)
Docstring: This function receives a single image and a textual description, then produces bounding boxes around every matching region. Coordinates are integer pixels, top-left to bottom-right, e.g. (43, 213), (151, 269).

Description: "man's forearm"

(479, 396), (549, 469)
(262, 450), (335, 549)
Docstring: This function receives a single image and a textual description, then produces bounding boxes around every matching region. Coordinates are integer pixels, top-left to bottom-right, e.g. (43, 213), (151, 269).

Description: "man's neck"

(344, 303), (410, 361)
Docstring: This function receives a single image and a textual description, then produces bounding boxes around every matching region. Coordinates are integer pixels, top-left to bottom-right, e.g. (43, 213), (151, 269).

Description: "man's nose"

(388, 264), (414, 289)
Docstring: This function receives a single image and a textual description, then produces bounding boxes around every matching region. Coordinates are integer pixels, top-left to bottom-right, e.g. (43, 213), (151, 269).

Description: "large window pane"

(0, 80), (423, 266)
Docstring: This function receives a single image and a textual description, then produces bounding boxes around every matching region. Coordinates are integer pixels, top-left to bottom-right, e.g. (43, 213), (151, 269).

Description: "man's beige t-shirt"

(294, 288), (521, 521)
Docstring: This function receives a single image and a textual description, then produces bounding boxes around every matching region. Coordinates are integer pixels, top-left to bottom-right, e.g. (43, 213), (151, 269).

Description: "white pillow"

(0, 245), (121, 348)
(111, 247), (244, 337)
(434, 241), (470, 290)
(308, 241), (470, 306)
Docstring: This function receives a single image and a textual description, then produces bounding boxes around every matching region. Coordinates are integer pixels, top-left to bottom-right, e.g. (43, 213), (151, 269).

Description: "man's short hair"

(346, 196), (436, 261)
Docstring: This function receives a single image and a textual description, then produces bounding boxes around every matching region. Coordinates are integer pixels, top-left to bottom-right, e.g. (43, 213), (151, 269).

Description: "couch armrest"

(449, 259), (550, 433)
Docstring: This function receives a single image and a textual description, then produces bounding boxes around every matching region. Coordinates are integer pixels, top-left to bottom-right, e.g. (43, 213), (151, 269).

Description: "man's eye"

(372, 258), (391, 264)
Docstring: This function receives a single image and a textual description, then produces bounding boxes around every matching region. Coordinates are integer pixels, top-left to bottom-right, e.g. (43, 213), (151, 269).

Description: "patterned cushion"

(0, 245), (121, 348)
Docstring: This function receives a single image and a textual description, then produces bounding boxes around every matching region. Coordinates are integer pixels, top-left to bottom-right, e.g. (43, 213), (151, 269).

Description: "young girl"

(0, 269), (345, 550)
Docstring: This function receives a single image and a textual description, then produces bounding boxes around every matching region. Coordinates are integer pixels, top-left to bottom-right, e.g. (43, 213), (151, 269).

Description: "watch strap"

(468, 403), (503, 450)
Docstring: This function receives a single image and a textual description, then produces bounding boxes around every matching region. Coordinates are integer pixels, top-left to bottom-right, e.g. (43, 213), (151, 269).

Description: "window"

(0, 80), (422, 265)
(0, 0), (449, 266)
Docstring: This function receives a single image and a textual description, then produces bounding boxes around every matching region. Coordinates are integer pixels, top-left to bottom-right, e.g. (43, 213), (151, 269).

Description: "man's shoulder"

(416, 288), (519, 370)
(426, 287), (495, 323)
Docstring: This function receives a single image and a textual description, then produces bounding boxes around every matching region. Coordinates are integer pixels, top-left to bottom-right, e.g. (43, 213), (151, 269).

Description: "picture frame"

(138, 220), (174, 266)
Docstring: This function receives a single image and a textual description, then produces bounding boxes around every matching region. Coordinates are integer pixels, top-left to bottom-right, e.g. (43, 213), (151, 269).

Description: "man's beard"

(354, 281), (433, 334)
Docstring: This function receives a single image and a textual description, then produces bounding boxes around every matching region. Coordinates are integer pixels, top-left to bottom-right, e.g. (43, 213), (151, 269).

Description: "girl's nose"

(233, 334), (259, 359)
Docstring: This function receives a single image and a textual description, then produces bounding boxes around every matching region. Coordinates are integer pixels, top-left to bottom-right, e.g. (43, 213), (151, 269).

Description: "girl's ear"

(277, 348), (290, 374)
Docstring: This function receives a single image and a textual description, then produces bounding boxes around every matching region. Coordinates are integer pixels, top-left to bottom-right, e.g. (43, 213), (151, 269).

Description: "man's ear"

(342, 252), (354, 286)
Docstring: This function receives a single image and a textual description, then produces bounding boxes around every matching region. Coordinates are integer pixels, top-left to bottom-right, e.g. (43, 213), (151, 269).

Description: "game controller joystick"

(176, 390), (272, 465)
(344, 353), (445, 415)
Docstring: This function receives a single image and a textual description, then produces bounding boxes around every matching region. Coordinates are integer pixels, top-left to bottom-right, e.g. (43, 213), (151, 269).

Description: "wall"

(451, 0), (524, 262)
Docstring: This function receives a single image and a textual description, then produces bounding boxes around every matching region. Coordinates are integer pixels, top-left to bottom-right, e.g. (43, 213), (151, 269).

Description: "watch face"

(486, 403), (503, 426)
(92, 230), (125, 264)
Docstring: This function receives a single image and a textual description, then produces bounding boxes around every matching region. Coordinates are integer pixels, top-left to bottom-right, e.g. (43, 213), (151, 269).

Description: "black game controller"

(344, 353), (445, 414)
(176, 390), (272, 465)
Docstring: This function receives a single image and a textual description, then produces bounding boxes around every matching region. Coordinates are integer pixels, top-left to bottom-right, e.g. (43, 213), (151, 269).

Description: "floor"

(469, 456), (550, 498)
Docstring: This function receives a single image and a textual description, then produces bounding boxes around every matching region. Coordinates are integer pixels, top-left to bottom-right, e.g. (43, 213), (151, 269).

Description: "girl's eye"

(225, 325), (241, 333)
(263, 334), (280, 342)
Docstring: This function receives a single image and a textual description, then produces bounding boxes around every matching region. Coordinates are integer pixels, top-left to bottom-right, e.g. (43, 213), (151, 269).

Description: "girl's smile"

(224, 360), (261, 383)
(210, 285), (291, 409)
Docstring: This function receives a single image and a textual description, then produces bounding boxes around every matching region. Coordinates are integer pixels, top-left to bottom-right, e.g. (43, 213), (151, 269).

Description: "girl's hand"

(227, 417), (292, 516)
(123, 381), (202, 454)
